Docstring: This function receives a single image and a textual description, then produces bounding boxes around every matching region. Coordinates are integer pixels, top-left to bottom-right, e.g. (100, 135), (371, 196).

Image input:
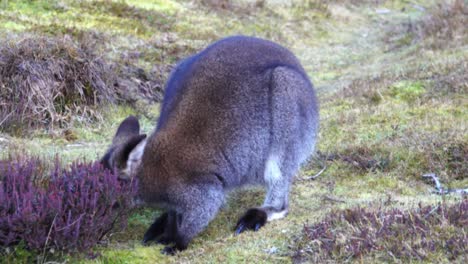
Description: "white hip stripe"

(264, 154), (282, 185)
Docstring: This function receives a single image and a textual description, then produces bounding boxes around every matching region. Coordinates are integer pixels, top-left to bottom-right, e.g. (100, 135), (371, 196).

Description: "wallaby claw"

(142, 237), (151, 245)
(254, 223), (261, 231)
(234, 223), (245, 235)
(142, 232), (157, 245)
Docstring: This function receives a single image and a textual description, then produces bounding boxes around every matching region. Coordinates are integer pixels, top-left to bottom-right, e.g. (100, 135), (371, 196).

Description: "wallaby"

(100, 36), (319, 254)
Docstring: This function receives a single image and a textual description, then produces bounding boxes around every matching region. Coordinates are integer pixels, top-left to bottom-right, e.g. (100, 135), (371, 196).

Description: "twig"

(448, 188), (468, 194)
(54, 213), (84, 231)
(41, 213), (57, 264)
(303, 163), (327, 180)
(422, 173), (468, 195)
(0, 111), (13, 127)
(422, 173), (443, 193)
(424, 205), (439, 219)
(322, 195), (346, 203)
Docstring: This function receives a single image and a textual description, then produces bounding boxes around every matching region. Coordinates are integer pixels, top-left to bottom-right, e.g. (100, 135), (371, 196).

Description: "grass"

(1, 0), (467, 263)
(292, 199), (467, 262)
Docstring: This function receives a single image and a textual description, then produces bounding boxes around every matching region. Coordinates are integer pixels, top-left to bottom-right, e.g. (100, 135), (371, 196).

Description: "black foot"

(161, 246), (177, 255)
(235, 208), (267, 235)
(161, 241), (188, 255)
(142, 212), (169, 244)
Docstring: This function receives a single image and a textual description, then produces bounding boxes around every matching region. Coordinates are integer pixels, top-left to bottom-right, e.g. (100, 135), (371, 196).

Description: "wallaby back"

(139, 36), (318, 198)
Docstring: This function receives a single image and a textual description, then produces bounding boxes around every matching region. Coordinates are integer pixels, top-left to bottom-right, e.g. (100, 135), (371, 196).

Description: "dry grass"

(292, 199), (467, 263)
(0, 0), (467, 263)
(386, 0), (467, 50)
(319, 146), (392, 173)
(0, 34), (119, 134)
(0, 34), (166, 135)
(416, 0), (467, 49)
(198, 0), (266, 13)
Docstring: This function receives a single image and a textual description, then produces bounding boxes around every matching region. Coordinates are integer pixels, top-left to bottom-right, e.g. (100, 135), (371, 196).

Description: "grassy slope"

(0, 0), (466, 263)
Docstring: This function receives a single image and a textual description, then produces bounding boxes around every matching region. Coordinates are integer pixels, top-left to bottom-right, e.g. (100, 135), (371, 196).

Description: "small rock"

(66, 143), (84, 148)
(412, 4), (425, 12)
(265, 247), (278, 254)
(376, 8), (391, 14)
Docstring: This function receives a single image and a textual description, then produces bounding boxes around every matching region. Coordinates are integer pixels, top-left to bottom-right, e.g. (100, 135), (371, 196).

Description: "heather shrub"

(292, 200), (468, 263)
(0, 156), (137, 254)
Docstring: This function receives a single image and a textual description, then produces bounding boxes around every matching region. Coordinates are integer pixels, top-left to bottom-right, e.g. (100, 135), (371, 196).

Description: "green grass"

(1, 0), (466, 263)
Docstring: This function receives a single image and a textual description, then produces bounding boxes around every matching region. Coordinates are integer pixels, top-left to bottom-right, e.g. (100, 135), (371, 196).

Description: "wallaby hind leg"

(235, 154), (292, 234)
(235, 66), (311, 234)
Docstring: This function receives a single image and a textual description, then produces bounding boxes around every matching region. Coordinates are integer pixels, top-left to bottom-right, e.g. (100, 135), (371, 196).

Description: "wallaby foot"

(161, 246), (177, 255)
(234, 208), (268, 234)
(142, 212), (169, 244)
(235, 152), (291, 235)
(161, 244), (187, 255)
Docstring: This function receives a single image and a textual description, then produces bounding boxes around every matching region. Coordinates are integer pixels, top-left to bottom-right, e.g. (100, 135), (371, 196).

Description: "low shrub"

(0, 33), (167, 135)
(0, 35), (119, 134)
(417, 0), (467, 49)
(386, 0), (467, 50)
(0, 156), (137, 255)
(292, 200), (467, 263)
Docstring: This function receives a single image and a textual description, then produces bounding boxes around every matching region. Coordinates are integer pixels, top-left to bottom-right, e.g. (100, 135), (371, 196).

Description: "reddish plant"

(0, 157), (137, 253)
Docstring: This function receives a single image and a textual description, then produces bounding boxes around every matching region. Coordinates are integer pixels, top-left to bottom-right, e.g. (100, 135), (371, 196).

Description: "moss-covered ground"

(0, 0), (466, 263)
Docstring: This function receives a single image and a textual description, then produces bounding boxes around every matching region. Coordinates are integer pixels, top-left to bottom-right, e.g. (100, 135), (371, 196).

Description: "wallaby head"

(100, 116), (147, 179)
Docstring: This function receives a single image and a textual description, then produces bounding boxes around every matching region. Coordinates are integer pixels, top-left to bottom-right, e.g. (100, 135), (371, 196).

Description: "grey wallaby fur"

(100, 36), (319, 253)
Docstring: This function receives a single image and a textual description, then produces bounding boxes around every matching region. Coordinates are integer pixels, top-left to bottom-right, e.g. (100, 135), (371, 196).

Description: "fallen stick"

(323, 195), (346, 203)
(303, 163), (327, 180)
(422, 173), (468, 195)
(302, 154), (328, 181)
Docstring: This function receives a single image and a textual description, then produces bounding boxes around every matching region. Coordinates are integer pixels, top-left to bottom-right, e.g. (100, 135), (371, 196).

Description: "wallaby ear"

(121, 134), (147, 163)
(113, 134), (147, 170)
(100, 148), (114, 170)
(113, 116), (140, 144)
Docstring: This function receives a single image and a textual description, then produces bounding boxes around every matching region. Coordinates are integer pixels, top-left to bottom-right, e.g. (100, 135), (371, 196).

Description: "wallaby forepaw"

(161, 242), (187, 255)
(142, 227), (162, 245)
(142, 230), (157, 245)
(142, 212), (169, 245)
(235, 208), (267, 235)
(161, 246), (177, 255)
